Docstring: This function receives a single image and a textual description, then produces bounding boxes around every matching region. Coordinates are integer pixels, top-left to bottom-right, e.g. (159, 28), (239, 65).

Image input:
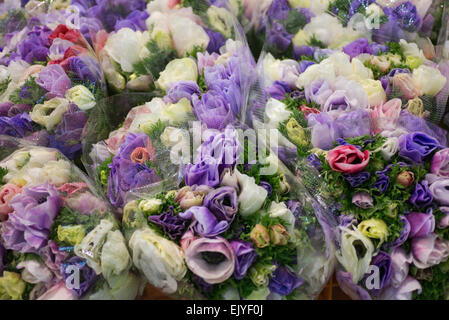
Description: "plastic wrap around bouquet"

(76, 0), (252, 94)
(246, 12), (449, 299)
(248, 31), (449, 158)
(0, 10), (106, 160)
(260, 0), (446, 61)
(120, 124), (336, 300)
(0, 136), (142, 300)
(83, 35), (255, 211)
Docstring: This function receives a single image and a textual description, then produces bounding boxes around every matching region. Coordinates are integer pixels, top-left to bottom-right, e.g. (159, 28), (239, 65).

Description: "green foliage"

(197, 72), (208, 93)
(71, 78), (106, 105)
(344, 135), (387, 152)
(97, 156), (113, 193)
(0, 76), (10, 97)
(145, 119), (168, 144)
(281, 95), (310, 127)
(145, 160), (163, 178)
(413, 263), (449, 300)
(282, 9), (309, 34)
(384, 41), (406, 60)
(307, 35), (326, 49)
(49, 206), (102, 245)
(154, 192), (182, 215)
(203, 210), (297, 299)
(133, 40), (178, 78)
(236, 162), (286, 203)
(9, 77), (46, 105)
(186, 45), (205, 60)
(0, 167), (8, 186)
(319, 134), (438, 243)
(182, 0), (210, 15)
(363, 60), (385, 80)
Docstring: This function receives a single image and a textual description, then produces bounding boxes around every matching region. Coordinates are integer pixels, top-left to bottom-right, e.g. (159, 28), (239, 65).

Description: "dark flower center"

(353, 240), (367, 259)
(201, 252), (226, 265)
(222, 196), (231, 207)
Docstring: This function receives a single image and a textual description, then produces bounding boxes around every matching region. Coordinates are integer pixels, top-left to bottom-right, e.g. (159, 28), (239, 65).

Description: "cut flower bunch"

(0, 136), (141, 300)
(122, 126), (336, 300)
(0, 7), (106, 160)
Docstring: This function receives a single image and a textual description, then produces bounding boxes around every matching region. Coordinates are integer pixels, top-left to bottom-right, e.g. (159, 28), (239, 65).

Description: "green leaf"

(281, 9), (309, 35)
(0, 76), (11, 97)
(49, 206), (102, 245)
(133, 40), (178, 79)
(0, 167), (8, 186)
(97, 156), (113, 194)
(384, 41), (406, 60)
(186, 45), (206, 60)
(9, 77), (46, 105)
(182, 0), (210, 15)
(307, 35), (326, 49)
(145, 119), (168, 144)
(414, 264), (449, 300)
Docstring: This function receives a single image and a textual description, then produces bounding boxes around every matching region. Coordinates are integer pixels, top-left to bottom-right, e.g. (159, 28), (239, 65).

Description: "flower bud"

(270, 224), (290, 246)
(138, 198), (162, 215)
(406, 97), (426, 118)
(175, 186), (208, 210)
(249, 263), (276, 287)
(278, 174), (291, 194)
(130, 147), (151, 164)
(385, 202), (399, 218)
(358, 218), (388, 244)
(396, 171), (415, 187)
(250, 224), (270, 248)
(286, 118), (308, 147)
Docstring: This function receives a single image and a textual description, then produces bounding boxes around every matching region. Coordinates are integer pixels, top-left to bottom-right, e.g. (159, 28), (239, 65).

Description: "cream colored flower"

(156, 58), (198, 91)
(235, 169), (267, 217)
(74, 219), (115, 274)
(207, 6), (234, 38)
(100, 230), (132, 282)
(336, 226), (374, 283)
(66, 85), (96, 111)
(129, 228), (186, 294)
(30, 97), (70, 130)
(413, 65), (447, 96)
(359, 79), (387, 107)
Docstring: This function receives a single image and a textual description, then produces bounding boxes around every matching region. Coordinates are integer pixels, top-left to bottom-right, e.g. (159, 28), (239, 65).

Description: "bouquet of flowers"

(90, 0), (249, 93)
(261, 0), (444, 60)
(316, 122), (449, 300)
(215, 0), (273, 58)
(121, 125), (336, 300)
(0, 1), (29, 47)
(41, 0), (148, 46)
(0, 13), (106, 160)
(83, 37), (254, 210)
(244, 5), (449, 298)
(248, 34), (449, 168)
(0, 136), (142, 300)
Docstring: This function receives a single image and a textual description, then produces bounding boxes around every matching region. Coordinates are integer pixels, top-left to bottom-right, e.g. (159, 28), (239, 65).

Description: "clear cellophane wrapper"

(0, 135), (144, 300)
